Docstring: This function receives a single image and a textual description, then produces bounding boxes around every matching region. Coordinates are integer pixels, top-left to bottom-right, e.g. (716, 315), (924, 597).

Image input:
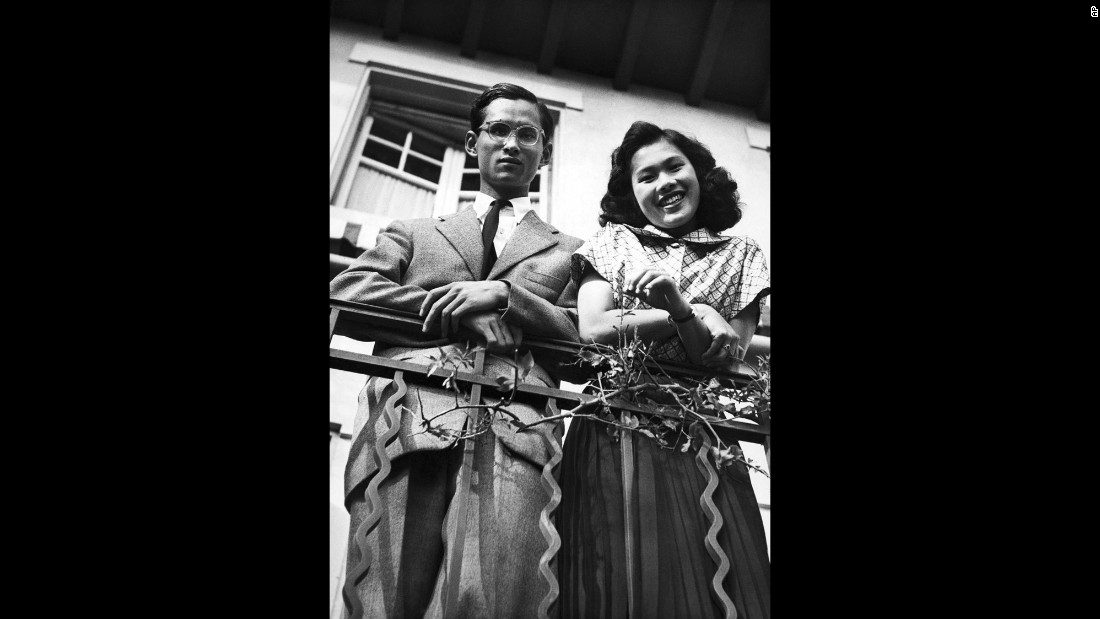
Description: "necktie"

(481, 200), (506, 279)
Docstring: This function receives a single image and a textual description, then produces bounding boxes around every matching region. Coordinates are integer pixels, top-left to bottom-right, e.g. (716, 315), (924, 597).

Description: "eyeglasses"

(478, 121), (545, 146)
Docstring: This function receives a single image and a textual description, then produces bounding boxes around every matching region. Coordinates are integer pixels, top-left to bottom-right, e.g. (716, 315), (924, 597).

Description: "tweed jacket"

(330, 207), (584, 509)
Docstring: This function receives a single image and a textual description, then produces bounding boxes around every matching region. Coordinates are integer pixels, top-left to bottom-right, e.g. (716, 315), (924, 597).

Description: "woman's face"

(629, 138), (700, 236)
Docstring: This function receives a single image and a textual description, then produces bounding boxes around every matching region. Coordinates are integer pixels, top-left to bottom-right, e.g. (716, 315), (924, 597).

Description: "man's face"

(465, 98), (552, 200)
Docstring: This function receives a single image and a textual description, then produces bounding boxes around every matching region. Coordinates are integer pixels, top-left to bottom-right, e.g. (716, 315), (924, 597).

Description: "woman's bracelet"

(666, 307), (695, 327)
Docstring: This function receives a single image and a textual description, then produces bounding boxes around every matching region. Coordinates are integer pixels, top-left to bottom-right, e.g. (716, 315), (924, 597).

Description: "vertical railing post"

(759, 406), (771, 470)
(329, 307), (341, 343)
(620, 427), (637, 617)
(442, 347), (487, 616)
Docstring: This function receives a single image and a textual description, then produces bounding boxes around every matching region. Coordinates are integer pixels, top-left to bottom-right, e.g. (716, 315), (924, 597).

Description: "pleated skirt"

(558, 417), (771, 619)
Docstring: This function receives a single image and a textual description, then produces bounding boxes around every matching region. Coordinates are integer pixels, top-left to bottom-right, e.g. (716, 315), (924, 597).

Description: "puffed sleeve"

(725, 236), (771, 318)
(569, 224), (650, 295)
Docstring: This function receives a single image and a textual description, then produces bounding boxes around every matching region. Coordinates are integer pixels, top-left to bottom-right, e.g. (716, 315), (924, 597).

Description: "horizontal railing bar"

(329, 347), (769, 443)
(330, 347), (592, 407)
(329, 299), (759, 384)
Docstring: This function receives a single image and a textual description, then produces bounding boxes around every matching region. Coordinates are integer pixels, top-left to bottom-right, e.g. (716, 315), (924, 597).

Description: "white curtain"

(345, 166), (436, 220)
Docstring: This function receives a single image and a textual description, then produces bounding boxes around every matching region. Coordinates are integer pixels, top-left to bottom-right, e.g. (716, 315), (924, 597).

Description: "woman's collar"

(620, 222), (732, 245)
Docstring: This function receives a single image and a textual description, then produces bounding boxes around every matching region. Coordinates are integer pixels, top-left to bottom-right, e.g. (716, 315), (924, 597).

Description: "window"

(332, 113), (455, 222)
(364, 116), (445, 184)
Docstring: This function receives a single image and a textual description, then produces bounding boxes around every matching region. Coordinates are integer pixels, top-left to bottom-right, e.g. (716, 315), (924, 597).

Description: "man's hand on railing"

(420, 281), (510, 337)
(459, 311), (525, 355)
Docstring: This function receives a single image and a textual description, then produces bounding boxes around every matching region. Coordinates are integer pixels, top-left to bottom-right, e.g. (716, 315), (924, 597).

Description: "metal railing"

(330, 299), (770, 619)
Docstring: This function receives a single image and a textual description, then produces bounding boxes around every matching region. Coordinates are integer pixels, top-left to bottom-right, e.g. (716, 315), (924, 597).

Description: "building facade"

(329, 12), (771, 617)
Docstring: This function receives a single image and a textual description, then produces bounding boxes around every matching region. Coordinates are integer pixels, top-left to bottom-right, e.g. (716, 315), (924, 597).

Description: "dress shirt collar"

(472, 192), (534, 224)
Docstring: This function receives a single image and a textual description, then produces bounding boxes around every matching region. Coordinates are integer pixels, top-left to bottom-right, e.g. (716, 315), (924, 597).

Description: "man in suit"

(331, 83), (583, 618)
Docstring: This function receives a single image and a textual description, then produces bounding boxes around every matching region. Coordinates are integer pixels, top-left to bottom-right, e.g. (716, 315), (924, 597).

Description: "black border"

(102, 6), (333, 614)
(772, 5), (1097, 614)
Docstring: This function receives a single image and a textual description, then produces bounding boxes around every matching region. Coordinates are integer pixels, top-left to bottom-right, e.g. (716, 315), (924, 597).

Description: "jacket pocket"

(524, 270), (566, 290)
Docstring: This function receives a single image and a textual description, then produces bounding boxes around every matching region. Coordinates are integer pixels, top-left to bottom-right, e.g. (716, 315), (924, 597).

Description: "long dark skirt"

(558, 418), (770, 619)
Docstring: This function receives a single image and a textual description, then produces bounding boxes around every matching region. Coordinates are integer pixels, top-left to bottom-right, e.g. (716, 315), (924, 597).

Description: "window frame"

(330, 65), (563, 222)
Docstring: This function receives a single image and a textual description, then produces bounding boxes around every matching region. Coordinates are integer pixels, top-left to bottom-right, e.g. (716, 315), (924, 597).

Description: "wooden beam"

(685, 0), (735, 106)
(756, 76), (770, 122)
(537, 0), (570, 75)
(461, 0), (488, 58)
(383, 0), (404, 41)
(613, 0), (653, 91)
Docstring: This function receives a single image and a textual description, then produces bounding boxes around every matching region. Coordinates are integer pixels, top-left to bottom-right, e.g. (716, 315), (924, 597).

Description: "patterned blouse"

(571, 222), (771, 363)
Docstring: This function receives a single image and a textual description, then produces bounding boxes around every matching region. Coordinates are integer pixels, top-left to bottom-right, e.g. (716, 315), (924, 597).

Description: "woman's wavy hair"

(599, 121), (742, 231)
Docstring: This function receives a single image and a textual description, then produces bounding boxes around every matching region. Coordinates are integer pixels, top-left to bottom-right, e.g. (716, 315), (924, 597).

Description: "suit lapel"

(436, 209), (484, 279)
(489, 211), (559, 279)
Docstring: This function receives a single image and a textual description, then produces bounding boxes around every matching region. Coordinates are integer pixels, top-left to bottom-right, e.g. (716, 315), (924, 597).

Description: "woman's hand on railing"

(693, 304), (742, 371)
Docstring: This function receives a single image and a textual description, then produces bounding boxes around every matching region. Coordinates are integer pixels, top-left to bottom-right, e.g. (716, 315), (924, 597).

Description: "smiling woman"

(559, 120), (771, 618)
(599, 122), (744, 235)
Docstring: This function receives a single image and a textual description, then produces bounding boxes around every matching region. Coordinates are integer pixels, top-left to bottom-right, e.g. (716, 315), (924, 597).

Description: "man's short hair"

(469, 83), (556, 142)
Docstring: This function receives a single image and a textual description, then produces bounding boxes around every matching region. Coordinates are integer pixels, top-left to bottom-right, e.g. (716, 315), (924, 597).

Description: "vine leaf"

(496, 375), (516, 393)
(712, 445), (738, 469)
(580, 350), (602, 365)
(619, 410), (639, 430)
(518, 349), (535, 380)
